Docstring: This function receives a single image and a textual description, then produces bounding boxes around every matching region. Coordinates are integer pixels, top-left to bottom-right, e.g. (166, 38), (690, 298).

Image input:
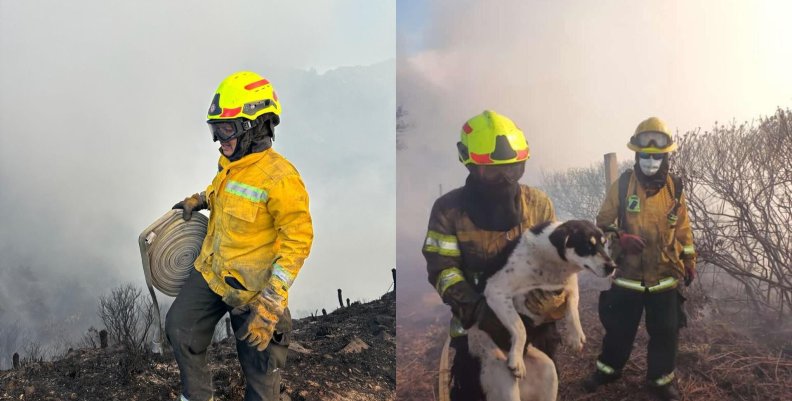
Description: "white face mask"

(639, 157), (663, 176)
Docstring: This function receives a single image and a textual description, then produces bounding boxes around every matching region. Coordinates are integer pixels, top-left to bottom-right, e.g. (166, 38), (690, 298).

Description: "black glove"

(172, 192), (207, 221)
(683, 257), (696, 287)
(443, 281), (511, 351)
(474, 298), (512, 351)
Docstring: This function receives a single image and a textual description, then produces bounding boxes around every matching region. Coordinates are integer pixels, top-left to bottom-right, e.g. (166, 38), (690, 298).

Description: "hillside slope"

(397, 287), (792, 401)
(0, 292), (395, 401)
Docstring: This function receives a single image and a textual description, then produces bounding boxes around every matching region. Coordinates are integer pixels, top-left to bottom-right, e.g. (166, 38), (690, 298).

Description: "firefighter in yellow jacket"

(583, 117), (695, 401)
(166, 71), (313, 401)
(423, 110), (568, 401)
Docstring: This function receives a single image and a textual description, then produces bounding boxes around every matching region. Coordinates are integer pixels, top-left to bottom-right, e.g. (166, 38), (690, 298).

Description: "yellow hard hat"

(208, 71), (280, 121)
(627, 117), (677, 153)
(206, 71), (281, 142)
(457, 110), (530, 165)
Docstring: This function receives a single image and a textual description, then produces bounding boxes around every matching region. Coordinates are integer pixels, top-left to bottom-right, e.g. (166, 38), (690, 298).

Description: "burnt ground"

(0, 291), (395, 401)
(397, 287), (792, 401)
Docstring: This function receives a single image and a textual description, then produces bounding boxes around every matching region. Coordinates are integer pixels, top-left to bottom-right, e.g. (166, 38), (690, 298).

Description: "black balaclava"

(634, 153), (670, 193)
(222, 115), (275, 162)
(461, 161), (525, 231)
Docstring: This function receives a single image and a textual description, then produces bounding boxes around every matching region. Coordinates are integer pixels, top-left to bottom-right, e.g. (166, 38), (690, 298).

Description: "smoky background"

(396, 1), (792, 399)
(0, 0), (396, 368)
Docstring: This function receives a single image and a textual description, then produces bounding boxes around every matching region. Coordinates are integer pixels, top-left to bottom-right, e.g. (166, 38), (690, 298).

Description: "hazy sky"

(0, 0), (395, 354)
(396, 0), (792, 301)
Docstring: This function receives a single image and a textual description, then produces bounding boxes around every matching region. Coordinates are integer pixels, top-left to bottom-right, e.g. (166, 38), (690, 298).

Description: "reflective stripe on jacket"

(195, 148), (313, 307)
(597, 173), (693, 287)
(423, 185), (564, 321)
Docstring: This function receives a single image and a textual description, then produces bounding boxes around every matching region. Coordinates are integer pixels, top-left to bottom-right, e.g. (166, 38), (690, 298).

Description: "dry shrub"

(674, 108), (792, 319)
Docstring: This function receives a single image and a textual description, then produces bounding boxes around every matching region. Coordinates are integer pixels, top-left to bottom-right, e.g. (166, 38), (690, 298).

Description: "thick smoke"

(396, 0), (792, 310)
(0, 0), (395, 364)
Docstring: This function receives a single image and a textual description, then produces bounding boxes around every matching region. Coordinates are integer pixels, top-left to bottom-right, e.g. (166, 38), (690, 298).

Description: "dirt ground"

(397, 286), (792, 401)
(0, 292), (395, 401)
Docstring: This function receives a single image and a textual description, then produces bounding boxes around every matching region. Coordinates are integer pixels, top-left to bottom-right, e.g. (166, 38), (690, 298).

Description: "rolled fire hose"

(138, 209), (208, 353)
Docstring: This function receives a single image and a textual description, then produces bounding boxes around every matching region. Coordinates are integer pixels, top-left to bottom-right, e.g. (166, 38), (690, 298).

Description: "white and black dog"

(467, 220), (616, 401)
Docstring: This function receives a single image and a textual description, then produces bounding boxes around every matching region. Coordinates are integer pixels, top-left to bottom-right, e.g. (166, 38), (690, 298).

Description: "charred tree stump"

(12, 353), (19, 369)
(392, 268), (396, 291)
(225, 317), (232, 338)
(337, 288), (344, 308)
(322, 308), (327, 316)
(346, 298), (350, 307)
(100, 330), (108, 349)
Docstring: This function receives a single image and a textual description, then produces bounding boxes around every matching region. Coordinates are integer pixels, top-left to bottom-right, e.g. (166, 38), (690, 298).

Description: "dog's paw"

(508, 355), (526, 379)
(564, 330), (586, 352)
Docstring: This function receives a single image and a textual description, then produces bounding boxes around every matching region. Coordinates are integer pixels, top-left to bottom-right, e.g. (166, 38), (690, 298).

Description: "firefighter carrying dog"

(423, 110), (570, 401)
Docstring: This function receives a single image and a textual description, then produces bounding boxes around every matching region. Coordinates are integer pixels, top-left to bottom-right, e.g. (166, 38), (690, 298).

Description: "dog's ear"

(530, 221), (553, 235)
(549, 224), (569, 261)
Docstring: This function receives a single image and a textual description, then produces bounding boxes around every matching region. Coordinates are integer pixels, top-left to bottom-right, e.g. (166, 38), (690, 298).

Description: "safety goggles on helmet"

(638, 152), (664, 160)
(208, 119), (257, 142)
(632, 131), (671, 149)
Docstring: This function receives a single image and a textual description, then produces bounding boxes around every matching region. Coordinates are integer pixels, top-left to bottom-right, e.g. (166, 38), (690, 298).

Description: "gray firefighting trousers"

(166, 269), (290, 401)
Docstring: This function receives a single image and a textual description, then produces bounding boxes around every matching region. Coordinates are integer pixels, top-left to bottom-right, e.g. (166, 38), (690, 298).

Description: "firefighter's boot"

(648, 381), (680, 401)
(582, 370), (621, 392)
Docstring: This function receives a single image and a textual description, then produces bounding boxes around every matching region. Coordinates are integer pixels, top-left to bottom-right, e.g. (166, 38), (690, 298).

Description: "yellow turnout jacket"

(597, 172), (694, 287)
(195, 148), (313, 307)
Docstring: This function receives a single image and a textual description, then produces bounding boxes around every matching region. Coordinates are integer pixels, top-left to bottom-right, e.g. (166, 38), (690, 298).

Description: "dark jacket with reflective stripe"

(423, 185), (557, 314)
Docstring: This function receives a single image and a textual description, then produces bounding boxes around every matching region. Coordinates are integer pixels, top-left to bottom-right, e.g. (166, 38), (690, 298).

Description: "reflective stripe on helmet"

(424, 230), (461, 257)
(220, 107), (242, 118)
(244, 79), (269, 90)
(225, 181), (268, 202)
(462, 122), (473, 134)
(470, 152), (494, 164)
(435, 267), (465, 296)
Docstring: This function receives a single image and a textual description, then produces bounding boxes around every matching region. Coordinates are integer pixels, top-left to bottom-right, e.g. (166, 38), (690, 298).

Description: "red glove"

(619, 233), (646, 254)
